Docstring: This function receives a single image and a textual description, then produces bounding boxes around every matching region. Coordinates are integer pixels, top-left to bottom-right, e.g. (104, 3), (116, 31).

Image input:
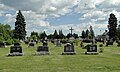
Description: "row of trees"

(81, 26), (95, 39)
(2, 10), (120, 43)
(30, 30), (79, 41)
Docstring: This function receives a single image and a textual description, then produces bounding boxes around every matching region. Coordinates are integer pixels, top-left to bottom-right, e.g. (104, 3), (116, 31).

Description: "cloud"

(0, 3), (14, 11)
(0, 0), (120, 36)
(0, 0), (79, 17)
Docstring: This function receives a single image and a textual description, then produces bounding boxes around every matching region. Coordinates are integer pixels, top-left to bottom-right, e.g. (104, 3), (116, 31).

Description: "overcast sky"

(0, 0), (120, 36)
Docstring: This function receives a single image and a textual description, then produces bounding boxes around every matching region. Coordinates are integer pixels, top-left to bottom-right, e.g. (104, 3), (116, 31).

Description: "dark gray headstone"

(85, 44), (98, 55)
(24, 41), (29, 44)
(8, 46), (23, 56)
(28, 42), (34, 47)
(36, 46), (49, 55)
(62, 43), (75, 55)
(87, 45), (97, 52)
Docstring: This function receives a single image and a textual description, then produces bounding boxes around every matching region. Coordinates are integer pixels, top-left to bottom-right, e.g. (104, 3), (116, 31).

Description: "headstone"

(24, 40), (29, 44)
(85, 44), (98, 55)
(28, 42), (34, 47)
(42, 41), (48, 47)
(0, 42), (5, 48)
(69, 37), (75, 42)
(62, 43), (76, 55)
(36, 46), (49, 55)
(56, 40), (61, 47)
(8, 43), (23, 56)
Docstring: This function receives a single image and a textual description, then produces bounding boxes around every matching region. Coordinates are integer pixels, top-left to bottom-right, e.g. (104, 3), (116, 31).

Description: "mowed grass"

(0, 42), (120, 72)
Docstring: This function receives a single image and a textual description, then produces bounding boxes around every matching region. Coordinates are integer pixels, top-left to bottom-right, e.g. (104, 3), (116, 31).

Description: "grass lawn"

(0, 42), (120, 72)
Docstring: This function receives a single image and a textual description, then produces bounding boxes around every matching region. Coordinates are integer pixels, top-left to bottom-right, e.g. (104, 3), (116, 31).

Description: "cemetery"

(1, 1), (120, 72)
(0, 41), (120, 72)
(0, 12), (120, 72)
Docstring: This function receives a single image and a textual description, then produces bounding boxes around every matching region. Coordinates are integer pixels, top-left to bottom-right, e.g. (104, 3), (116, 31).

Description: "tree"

(30, 31), (38, 40)
(39, 31), (47, 39)
(85, 29), (89, 38)
(73, 33), (79, 39)
(81, 30), (86, 38)
(47, 34), (53, 39)
(53, 30), (58, 39)
(117, 21), (120, 40)
(89, 25), (95, 39)
(0, 23), (13, 41)
(14, 10), (26, 40)
(3, 24), (12, 40)
(108, 13), (117, 41)
(30, 31), (38, 37)
(66, 33), (71, 39)
(59, 30), (64, 39)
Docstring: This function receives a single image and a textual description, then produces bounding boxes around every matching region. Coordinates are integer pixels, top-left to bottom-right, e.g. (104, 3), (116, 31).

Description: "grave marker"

(36, 46), (49, 55)
(85, 44), (98, 55)
(62, 43), (76, 55)
(8, 43), (23, 56)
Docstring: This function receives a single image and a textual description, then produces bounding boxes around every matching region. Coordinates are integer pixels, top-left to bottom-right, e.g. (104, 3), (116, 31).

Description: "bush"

(5, 39), (13, 45)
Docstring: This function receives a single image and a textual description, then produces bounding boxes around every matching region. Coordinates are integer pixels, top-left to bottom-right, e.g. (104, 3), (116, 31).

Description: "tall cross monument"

(69, 27), (74, 36)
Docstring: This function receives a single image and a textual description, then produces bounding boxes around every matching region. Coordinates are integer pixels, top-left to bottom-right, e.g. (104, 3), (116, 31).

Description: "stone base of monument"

(8, 52), (23, 56)
(35, 52), (49, 55)
(85, 52), (98, 55)
(62, 52), (76, 55)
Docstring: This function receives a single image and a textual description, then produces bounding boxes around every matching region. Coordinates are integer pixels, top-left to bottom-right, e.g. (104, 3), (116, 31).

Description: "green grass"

(0, 42), (120, 72)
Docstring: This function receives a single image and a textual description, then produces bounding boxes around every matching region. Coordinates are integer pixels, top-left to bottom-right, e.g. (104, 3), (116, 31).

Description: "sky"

(0, 0), (120, 36)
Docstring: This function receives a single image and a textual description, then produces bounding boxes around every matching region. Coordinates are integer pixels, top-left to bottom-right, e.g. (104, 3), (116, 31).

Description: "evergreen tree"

(117, 21), (120, 40)
(53, 30), (58, 39)
(85, 29), (89, 38)
(81, 30), (86, 38)
(14, 10), (26, 40)
(59, 30), (64, 39)
(89, 25), (95, 39)
(108, 13), (117, 41)
(39, 31), (47, 39)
